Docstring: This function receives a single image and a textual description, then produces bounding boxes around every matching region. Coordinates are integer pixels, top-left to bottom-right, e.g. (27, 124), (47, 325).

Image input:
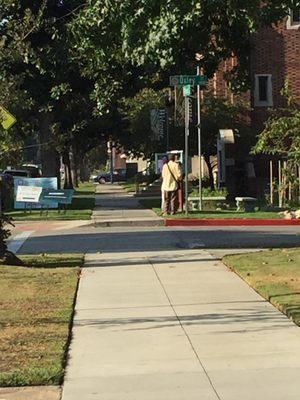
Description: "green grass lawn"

(164, 210), (281, 219)
(138, 199), (281, 219)
(223, 249), (300, 326)
(121, 182), (137, 193)
(6, 182), (95, 221)
(0, 254), (83, 387)
(121, 182), (148, 193)
(74, 181), (96, 195)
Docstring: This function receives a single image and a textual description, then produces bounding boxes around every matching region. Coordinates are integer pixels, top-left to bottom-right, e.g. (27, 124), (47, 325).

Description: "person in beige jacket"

(161, 154), (182, 215)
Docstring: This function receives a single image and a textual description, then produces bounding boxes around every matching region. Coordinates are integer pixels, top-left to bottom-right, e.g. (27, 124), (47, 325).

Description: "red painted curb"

(165, 218), (300, 227)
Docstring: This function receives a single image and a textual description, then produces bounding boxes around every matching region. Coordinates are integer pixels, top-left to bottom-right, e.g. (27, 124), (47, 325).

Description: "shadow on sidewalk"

(74, 307), (290, 334)
(18, 229), (300, 254)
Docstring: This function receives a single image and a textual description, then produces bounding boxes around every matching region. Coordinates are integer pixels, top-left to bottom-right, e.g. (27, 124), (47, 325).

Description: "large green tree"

(69, 0), (299, 116)
(118, 88), (169, 157)
(0, 1), (106, 183)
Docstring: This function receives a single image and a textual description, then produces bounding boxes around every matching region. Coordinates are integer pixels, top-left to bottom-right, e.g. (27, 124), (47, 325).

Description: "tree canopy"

(0, 0), (104, 180)
(1, 0), (298, 163)
(69, 0), (298, 113)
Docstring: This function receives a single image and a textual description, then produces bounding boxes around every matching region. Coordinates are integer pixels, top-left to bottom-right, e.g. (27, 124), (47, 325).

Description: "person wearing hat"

(161, 154), (182, 215)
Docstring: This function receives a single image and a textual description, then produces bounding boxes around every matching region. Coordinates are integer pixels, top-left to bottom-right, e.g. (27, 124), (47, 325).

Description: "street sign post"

(184, 97), (190, 215)
(197, 66), (203, 211)
(0, 105), (17, 130)
(170, 73), (208, 214)
(170, 75), (208, 87)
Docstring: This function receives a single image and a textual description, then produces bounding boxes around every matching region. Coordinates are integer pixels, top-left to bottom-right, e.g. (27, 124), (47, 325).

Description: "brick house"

(250, 8), (300, 130)
(212, 8), (300, 195)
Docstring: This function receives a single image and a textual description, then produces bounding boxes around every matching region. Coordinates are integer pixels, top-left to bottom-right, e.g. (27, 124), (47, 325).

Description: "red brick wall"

(207, 57), (237, 100)
(250, 18), (300, 130)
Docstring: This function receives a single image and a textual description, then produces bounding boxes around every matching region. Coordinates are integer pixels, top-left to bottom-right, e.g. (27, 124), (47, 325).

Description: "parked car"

(94, 170), (126, 184)
(22, 164), (42, 178)
(2, 169), (30, 178)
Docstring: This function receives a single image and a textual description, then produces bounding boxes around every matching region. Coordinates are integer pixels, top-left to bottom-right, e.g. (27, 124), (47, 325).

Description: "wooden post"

(270, 160), (273, 205)
(0, 178), (2, 214)
(288, 162), (292, 203)
(298, 165), (300, 206)
(283, 160), (287, 206)
(278, 160), (282, 208)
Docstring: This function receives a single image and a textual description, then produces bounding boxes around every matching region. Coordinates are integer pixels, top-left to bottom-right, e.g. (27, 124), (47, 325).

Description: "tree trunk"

(69, 147), (78, 188)
(62, 149), (73, 189)
(204, 154), (215, 191)
(79, 156), (90, 182)
(39, 114), (60, 180)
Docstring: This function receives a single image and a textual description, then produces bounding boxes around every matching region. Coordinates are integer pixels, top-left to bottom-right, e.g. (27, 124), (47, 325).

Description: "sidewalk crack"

(148, 257), (222, 400)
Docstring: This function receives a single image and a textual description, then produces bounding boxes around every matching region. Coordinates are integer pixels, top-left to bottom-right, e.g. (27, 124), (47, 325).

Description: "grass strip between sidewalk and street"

(223, 248), (300, 326)
(121, 182), (137, 193)
(0, 253), (83, 387)
(6, 182), (96, 221)
(121, 182), (148, 193)
(139, 199), (282, 219)
(74, 182), (96, 195)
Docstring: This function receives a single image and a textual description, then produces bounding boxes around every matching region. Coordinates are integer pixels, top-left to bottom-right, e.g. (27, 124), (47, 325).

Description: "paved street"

(9, 224), (300, 255)
(8, 184), (300, 254)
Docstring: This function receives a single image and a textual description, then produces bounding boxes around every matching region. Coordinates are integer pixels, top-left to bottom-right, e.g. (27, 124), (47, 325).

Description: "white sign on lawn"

(16, 186), (43, 203)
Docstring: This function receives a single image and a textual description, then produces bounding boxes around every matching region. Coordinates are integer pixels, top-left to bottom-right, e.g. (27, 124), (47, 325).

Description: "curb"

(92, 219), (164, 228)
(165, 218), (300, 227)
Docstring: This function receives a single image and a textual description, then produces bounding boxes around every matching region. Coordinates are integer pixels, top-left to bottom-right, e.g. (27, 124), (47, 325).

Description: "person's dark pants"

(164, 190), (178, 214)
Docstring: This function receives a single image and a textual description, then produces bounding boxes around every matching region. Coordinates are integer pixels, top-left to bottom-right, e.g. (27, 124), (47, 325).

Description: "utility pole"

(109, 140), (114, 184)
(197, 65), (203, 211)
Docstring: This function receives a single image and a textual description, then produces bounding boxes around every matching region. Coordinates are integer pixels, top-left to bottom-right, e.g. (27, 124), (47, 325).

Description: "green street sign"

(0, 105), (17, 130)
(170, 75), (208, 87)
(183, 85), (191, 97)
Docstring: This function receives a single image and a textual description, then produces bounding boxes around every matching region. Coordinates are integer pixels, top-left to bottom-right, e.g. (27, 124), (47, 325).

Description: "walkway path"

(92, 184), (163, 227)
(62, 247), (300, 400)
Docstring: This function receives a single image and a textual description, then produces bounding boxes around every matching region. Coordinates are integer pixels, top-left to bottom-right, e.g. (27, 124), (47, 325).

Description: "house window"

(291, 7), (300, 24)
(287, 7), (300, 29)
(254, 74), (273, 107)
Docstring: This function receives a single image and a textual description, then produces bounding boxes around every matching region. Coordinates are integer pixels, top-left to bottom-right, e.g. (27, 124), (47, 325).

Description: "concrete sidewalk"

(92, 184), (163, 227)
(62, 249), (300, 400)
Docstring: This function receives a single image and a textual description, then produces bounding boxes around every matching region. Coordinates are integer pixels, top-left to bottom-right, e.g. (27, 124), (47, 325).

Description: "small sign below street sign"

(170, 75), (208, 87)
(0, 105), (17, 130)
(183, 85), (191, 97)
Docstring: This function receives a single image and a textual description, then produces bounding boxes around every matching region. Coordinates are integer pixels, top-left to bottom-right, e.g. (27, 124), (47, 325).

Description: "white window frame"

(286, 7), (300, 29)
(254, 74), (273, 107)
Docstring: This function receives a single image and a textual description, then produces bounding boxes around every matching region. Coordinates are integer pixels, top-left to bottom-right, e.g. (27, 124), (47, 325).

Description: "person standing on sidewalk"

(161, 154), (182, 215)
(174, 153), (183, 212)
(160, 155), (169, 212)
